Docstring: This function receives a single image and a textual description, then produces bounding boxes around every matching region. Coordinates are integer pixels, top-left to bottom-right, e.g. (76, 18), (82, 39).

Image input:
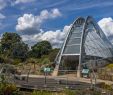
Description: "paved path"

(8, 75), (91, 91)
(7, 74), (113, 91)
(20, 74), (113, 85)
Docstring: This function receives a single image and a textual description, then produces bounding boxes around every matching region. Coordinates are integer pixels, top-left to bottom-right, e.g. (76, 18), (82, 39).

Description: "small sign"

(82, 69), (89, 74)
(82, 69), (90, 78)
(44, 67), (51, 72)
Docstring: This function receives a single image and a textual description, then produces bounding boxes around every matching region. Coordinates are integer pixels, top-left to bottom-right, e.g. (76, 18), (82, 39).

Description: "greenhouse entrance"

(59, 55), (79, 75)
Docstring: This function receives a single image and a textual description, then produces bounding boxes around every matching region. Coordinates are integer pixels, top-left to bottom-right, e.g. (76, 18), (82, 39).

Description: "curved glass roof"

(55, 16), (113, 65)
(63, 18), (85, 55)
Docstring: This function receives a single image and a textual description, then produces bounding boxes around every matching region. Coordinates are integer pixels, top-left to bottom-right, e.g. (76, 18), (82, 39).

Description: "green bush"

(0, 74), (20, 95)
(32, 91), (52, 95)
(2, 64), (16, 74)
(13, 59), (22, 65)
(64, 89), (76, 95)
(41, 58), (50, 65)
(98, 82), (113, 91)
(0, 82), (20, 95)
(106, 64), (113, 69)
(26, 89), (102, 95)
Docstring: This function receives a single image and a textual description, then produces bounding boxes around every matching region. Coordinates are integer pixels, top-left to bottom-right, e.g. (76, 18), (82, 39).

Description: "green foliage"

(64, 89), (76, 95)
(106, 64), (113, 69)
(27, 58), (38, 63)
(11, 42), (29, 61)
(3, 56), (14, 64)
(0, 43), (2, 54)
(0, 32), (29, 63)
(31, 89), (101, 95)
(29, 41), (52, 58)
(26, 58), (39, 70)
(0, 74), (20, 95)
(0, 83), (20, 95)
(0, 56), (4, 63)
(63, 89), (101, 95)
(48, 48), (59, 62)
(2, 64), (16, 74)
(98, 82), (113, 91)
(41, 58), (50, 65)
(0, 32), (57, 66)
(1, 32), (21, 53)
(12, 59), (22, 65)
(32, 91), (52, 95)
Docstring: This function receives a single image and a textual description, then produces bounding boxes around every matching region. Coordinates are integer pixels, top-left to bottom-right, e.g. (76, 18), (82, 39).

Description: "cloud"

(38, 26), (69, 47)
(61, 1), (113, 12)
(0, 0), (7, 10)
(98, 17), (113, 43)
(21, 25), (70, 48)
(0, 13), (5, 19)
(13, 0), (35, 5)
(0, 0), (6, 20)
(16, 8), (62, 35)
(21, 17), (113, 48)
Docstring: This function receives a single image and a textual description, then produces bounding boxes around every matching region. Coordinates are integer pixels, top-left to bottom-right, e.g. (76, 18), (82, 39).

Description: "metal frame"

(77, 16), (89, 77)
(53, 17), (85, 75)
(53, 16), (113, 76)
(57, 17), (84, 64)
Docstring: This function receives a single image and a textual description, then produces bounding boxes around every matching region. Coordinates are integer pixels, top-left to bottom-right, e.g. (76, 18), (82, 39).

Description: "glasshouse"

(53, 16), (113, 77)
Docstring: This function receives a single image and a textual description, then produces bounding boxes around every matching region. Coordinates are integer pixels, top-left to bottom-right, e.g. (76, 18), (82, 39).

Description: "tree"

(0, 43), (2, 53)
(0, 32), (29, 63)
(1, 32), (21, 53)
(30, 41), (52, 58)
(11, 42), (29, 61)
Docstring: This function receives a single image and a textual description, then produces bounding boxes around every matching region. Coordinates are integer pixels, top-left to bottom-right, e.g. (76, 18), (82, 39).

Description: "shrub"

(13, 59), (22, 65)
(41, 58), (50, 65)
(64, 89), (76, 95)
(32, 91), (52, 95)
(0, 74), (20, 95)
(97, 82), (113, 91)
(106, 64), (113, 69)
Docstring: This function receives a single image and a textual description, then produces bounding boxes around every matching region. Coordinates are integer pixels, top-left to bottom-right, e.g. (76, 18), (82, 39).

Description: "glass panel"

(72, 27), (83, 33)
(67, 38), (81, 45)
(84, 23), (113, 58)
(71, 32), (82, 38)
(62, 18), (85, 55)
(64, 45), (80, 54)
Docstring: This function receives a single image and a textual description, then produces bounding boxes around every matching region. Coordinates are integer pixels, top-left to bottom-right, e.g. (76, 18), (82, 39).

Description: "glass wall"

(55, 17), (113, 71)
(63, 18), (85, 54)
(82, 18), (113, 68)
